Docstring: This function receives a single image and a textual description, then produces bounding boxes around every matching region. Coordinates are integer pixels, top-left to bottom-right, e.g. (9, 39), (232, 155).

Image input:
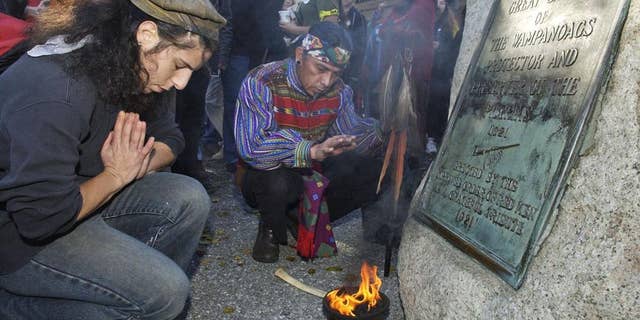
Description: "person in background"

(0, 0), (27, 17)
(339, 0), (367, 104)
(1, 0), (49, 19)
(0, 12), (29, 75)
(334, 0), (436, 251)
(361, 0), (435, 148)
(280, 0), (340, 37)
(425, 0), (463, 155)
(0, 0), (48, 75)
(172, 67), (213, 182)
(201, 70), (225, 162)
(0, 0), (224, 318)
(220, 0), (260, 173)
(173, 0), (232, 180)
(451, 0), (467, 32)
(252, 0), (289, 65)
(200, 0), (232, 162)
(235, 22), (384, 263)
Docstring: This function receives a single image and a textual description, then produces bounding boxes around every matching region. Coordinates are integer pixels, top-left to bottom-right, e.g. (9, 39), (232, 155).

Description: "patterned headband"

(301, 34), (351, 67)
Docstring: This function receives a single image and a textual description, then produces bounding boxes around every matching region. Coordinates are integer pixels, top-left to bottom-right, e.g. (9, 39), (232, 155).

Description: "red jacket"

(0, 13), (28, 56)
(408, 0), (435, 81)
(375, 0), (435, 83)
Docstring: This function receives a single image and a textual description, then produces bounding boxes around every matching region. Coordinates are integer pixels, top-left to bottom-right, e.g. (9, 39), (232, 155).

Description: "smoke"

(361, 159), (426, 247)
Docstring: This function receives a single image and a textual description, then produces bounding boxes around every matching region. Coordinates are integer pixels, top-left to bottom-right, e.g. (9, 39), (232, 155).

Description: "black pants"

(241, 152), (382, 243)
(173, 68), (209, 174)
(425, 78), (451, 143)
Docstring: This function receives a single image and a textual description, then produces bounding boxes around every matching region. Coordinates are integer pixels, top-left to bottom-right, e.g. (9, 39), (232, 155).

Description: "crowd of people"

(0, 0), (466, 318)
(169, 0), (466, 183)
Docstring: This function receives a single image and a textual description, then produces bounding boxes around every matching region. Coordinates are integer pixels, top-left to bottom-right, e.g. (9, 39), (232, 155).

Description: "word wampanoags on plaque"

(413, 0), (630, 288)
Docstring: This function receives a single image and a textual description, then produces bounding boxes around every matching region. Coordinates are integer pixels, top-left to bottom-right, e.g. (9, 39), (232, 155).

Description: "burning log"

(275, 263), (390, 319)
(323, 262), (390, 320)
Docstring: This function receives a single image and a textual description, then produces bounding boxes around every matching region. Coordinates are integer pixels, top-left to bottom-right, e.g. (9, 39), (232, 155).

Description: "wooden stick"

(275, 268), (327, 298)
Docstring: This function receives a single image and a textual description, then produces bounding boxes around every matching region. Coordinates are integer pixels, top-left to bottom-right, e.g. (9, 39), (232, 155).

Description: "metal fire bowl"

(322, 291), (390, 320)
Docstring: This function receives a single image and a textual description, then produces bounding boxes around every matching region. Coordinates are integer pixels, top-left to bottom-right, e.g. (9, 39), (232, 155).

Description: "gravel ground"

(182, 159), (405, 320)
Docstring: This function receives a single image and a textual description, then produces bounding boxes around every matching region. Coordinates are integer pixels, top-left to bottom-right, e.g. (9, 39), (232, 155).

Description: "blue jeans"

(222, 54), (250, 167)
(0, 173), (210, 320)
(202, 73), (223, 147)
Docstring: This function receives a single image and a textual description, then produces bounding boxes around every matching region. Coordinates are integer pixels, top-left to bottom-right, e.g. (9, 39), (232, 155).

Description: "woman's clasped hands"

(101, 111), (155, 187)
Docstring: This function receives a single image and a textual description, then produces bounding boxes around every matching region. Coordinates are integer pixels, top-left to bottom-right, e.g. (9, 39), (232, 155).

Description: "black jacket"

(0, 54), (183, 274)
(229, 0), (257, 58)
(251, 0), (288, 67)
(0, 0), (27, 18)
(209, 0), (233, 71)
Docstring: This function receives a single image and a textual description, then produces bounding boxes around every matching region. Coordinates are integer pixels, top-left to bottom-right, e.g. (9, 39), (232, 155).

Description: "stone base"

(399, 211), (638, 319)
(398, 0), (640, 319)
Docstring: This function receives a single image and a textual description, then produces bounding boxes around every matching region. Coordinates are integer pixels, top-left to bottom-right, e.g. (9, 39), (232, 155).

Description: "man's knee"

(264, 173), (303, 205)
(246, 168), (303, 204)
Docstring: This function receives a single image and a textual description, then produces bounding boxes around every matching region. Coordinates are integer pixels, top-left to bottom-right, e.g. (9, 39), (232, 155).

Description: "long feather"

(378, 60), (396, 131)
(393, 130), (408, 202)
(377, 129), (396, 194)
(394, 61), (417, 130)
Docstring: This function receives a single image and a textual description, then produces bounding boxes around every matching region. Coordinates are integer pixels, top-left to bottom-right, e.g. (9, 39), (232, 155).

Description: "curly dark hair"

(30, 0), (214, 113)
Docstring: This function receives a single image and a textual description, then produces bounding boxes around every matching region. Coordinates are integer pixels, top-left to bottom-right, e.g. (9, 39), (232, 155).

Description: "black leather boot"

(252, 221), (279, 263)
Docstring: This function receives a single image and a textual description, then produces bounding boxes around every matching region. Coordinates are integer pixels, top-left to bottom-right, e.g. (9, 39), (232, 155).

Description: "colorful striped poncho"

(235, 58), (382, 170)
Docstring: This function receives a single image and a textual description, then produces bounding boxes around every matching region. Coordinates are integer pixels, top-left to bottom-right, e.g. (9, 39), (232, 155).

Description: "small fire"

(326, 262), (382, 317)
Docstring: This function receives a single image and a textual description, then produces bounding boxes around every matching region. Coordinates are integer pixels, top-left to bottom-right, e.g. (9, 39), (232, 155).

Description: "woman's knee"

(171, 174), (210, 208)
(156, 173), (211, 224)
(137, 263), (190, 320)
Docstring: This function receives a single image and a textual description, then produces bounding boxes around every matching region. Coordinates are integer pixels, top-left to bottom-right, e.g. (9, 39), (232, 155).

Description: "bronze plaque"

(413, 0), (630, 288)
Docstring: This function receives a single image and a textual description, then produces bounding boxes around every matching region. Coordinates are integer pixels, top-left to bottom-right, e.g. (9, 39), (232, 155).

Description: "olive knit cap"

(129, 0), (226, 43)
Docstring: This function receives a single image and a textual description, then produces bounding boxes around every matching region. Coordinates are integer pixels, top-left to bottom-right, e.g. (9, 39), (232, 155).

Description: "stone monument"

(398, 0), (639, 318)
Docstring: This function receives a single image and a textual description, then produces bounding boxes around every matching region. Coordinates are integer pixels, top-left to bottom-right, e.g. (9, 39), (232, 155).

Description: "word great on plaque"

(413, 0), (630, 288)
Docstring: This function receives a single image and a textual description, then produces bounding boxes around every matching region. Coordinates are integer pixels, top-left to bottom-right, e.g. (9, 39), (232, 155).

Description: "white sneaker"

(426, 138), (438, 154)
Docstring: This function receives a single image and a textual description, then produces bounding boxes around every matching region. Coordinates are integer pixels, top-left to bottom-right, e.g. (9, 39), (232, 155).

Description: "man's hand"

(279, 21), (296, 34)
(310, 135), (357, 162)
(279, 22), (309, 35)
(100, 112), (155, 187)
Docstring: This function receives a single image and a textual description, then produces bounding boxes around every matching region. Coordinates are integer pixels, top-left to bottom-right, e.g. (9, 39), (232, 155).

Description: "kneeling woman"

(0, 0), (224, 319)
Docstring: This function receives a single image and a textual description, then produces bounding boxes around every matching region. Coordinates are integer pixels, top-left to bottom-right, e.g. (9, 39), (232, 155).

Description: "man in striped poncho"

(235, 22), (385, 263)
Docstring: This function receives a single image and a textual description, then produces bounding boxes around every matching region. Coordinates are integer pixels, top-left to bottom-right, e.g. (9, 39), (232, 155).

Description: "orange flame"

(326, 262), (382, 317)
